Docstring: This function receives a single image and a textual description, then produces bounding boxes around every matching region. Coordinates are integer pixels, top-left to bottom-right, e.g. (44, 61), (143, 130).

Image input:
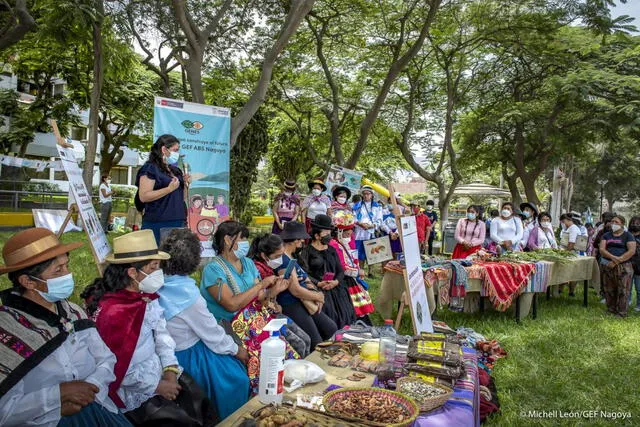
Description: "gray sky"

(613, 2), (640, 28)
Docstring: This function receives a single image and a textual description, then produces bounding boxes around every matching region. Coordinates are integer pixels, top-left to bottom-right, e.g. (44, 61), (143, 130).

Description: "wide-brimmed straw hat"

(105, 230), (170, 264)
(307, 179), (327, 192)
(0, 228), (84, 274)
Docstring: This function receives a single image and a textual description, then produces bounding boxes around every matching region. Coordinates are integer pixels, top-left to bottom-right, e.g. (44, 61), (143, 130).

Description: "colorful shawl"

(475, 261), (535, 311)
(0, 290), (91, 397)
(524, 261), (552, 293)
(93, 289), (159, 408)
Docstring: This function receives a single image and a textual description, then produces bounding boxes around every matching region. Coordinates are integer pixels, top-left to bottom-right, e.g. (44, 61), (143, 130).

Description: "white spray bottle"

(258, 318), (288, 404)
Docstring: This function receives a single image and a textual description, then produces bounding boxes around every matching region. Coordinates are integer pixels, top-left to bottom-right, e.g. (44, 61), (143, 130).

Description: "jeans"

(99, 202), (112, 232)
(629, 275), (640, 307)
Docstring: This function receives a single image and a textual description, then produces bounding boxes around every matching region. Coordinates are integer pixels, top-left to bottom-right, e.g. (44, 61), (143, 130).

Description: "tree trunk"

(185, 55), (204, 104)
(503, 169), (522, 207)
(521, 177), (541, 206)
(0, 0), (35, 50)
(83, 0), (104, 191)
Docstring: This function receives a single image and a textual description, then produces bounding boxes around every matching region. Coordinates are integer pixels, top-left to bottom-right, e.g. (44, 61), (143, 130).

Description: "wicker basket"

(396, 376), (452, 413)
(323, 387), (419, 427)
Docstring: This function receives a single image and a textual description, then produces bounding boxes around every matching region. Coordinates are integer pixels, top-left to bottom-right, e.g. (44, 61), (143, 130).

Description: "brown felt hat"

(0, 228), (84, 274)
(105, 230), (170, 264)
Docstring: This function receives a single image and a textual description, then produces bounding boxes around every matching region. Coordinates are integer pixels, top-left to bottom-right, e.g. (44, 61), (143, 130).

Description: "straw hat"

(283, 180), (297, 191)
(360, 185), (374, 195)
(307, 178), (327, 192)
(0, 228), (84, 274)
(105, 230), (170, 264)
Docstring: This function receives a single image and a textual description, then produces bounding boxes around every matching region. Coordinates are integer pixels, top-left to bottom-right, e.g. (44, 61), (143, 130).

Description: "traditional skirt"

(272, 216), (293, 235)
(322, 281), (357, 329)
(451, 244), (481, 260)
(57, 402), (133, 427)
(175, 340), (249, 420)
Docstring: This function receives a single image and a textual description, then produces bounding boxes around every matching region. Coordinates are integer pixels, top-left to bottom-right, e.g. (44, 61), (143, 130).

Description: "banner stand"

(50, 119), (106, 277)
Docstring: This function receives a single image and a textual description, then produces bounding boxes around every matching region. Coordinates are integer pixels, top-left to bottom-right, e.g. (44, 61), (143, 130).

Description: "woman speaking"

(136, 135), (191, 243)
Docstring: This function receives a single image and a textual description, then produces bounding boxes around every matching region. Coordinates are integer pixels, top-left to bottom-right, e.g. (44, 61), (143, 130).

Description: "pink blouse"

(454, 218), (486, 247)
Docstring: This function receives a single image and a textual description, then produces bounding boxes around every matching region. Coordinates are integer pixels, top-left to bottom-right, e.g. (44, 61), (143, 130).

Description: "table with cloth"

(219, 347), (480, 427)
(377, 256), (601, 322)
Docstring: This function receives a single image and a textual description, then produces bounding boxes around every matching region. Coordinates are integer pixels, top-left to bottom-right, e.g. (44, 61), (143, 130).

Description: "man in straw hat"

(0, 228), (132, 426)
(82, 229), (213, 425)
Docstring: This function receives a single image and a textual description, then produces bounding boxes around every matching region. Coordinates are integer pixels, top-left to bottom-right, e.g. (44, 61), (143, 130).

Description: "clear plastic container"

(378, 319), (397, 366)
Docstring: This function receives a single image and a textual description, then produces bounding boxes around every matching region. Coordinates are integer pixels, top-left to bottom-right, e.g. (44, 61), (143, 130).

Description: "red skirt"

(452, 244), (481, 260)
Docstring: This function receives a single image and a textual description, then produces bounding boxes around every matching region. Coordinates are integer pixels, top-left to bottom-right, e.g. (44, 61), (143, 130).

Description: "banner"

(153, 97), (231, 257)
(0, 155), (63, 171)
(324, 165), (363, 195)
(56, 145), (111, 263)
(400, 215), (433, 334)
(32, 209), (82, 233)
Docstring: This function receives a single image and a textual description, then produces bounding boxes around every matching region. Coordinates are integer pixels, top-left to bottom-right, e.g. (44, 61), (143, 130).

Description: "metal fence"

(0, 180), (132, 212)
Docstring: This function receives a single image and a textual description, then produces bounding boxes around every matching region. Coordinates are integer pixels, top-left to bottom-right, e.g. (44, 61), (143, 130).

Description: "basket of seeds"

(396, 376), (453, 413)
(323, 387), (419, 427)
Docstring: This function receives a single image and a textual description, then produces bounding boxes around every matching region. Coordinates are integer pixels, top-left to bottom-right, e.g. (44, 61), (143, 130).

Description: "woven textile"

(474, 261), (536, 311)
(525, 261), (552, 292)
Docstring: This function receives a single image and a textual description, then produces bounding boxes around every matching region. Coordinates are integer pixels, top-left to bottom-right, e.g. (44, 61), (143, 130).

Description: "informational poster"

(400, 215), (433, 334)
(324, 165), (364, 195)
(363, 235), (393, 265)
(154, 97), (231, 257)
(56, 145), (111, 263)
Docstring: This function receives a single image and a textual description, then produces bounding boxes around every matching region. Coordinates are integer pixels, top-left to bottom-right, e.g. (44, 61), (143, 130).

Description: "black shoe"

(568, 292), (576, 297)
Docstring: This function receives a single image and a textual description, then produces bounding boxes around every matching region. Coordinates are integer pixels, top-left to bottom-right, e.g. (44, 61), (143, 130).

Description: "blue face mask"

(166, 151), (180, 166)
(234, 240), (250, 259)
(467, 212), (476, 220)
(32, 273), (75, 303)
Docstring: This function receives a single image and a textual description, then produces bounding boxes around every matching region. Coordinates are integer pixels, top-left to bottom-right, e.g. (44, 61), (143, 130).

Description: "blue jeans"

(629, 275), (640, 307)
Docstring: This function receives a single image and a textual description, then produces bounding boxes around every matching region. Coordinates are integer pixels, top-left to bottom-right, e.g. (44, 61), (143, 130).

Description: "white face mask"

(283, 191), (292, 196)
(341, 237), (351, 246)
(138, 269), (165, 293)
(267, 256), (283, 269)
(312, 189), (322, 196)
(501, 209), (512, 218)
(337, 196), (347, 204)
(611, 224), (622, 233)
(106, 179), (112, 185)
(540, 221), (551, 228)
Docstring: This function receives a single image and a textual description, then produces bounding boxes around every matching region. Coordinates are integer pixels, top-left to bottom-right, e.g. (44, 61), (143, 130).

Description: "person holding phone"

(299, 215), (356, 329)
(255, 227), (337, 350)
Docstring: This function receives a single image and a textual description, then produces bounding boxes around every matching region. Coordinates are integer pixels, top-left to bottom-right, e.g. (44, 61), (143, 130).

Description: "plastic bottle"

(258, 318), (288, 404)
(378, 319), (397, 367)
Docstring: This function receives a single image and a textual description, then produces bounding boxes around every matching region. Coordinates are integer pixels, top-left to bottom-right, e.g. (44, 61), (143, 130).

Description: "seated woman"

(158, 228), (249, 420)
(299, 214), (357, 329)
(524, 211), (558, 250)
(83, 230), (213, 426)
(200, 221), (300, 395)
(0, 228), (131, 427)
(253, 226), (337, 350)
(329, 212), (375, 323)
(452, 205), (486, 259)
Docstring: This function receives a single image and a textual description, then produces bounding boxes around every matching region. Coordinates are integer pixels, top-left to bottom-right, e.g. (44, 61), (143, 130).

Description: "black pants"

(282, 299), (338, 350)
(428, 232), (435, 255)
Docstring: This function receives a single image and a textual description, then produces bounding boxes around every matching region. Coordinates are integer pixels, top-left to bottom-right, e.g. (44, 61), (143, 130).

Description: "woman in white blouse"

(159, 228), (250, 420)
(85, 230), (211, 425)
(0, 228), (131, 427)
(490, 202), (524, 253)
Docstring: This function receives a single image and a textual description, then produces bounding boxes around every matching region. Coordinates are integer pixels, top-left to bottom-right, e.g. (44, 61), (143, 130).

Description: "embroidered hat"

(105, 230), (170, 264)
(283, 180), (297, 191)
(307, 178), (327, 192)
(0, 228), (84, 274)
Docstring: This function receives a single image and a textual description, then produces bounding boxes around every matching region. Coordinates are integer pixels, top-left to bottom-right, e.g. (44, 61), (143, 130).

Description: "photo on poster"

(363, 235), (393, 265)
(324, 165), (364, 195)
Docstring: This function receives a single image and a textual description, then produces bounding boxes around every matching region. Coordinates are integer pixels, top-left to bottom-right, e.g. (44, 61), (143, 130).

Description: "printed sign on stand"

(56, 144), (111, 264)
(363, 235), (393, 265)
(399, 215), (433, 334)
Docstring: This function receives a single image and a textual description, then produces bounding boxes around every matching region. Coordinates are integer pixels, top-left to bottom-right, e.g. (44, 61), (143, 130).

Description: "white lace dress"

(117, 300), (181, 412)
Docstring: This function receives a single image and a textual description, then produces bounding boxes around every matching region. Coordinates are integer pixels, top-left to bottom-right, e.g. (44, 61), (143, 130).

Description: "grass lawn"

(0, 230), (638, 426)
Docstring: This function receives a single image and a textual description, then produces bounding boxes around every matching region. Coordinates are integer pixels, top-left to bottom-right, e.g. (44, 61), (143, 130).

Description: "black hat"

(310, 214), (335, 230)
(519, 202), (539, 216)
(332, 185), (351, 200)
(280, 221), (311, 241)
(308, 179), (327, 192)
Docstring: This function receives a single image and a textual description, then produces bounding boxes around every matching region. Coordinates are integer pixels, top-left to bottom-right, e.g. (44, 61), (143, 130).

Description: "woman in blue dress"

(158, 228), (250, 420)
